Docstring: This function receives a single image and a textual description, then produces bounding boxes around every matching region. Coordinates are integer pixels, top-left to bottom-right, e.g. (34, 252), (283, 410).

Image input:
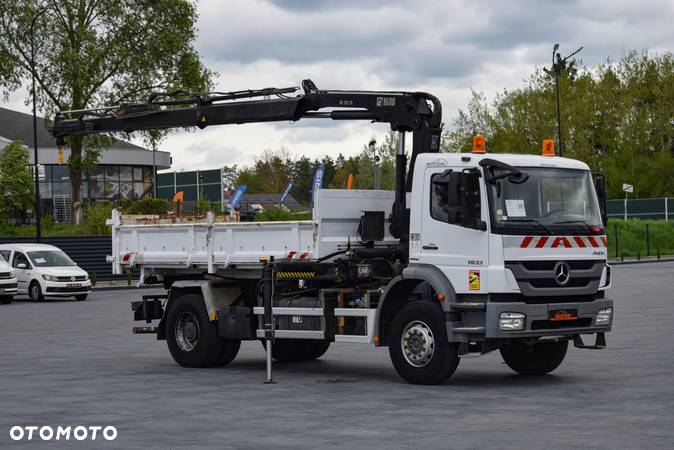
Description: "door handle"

(422, 244), (439, 250)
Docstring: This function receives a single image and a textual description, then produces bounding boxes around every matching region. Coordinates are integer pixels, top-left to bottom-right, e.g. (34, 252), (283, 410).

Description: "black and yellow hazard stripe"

(276, 271), (317, 279)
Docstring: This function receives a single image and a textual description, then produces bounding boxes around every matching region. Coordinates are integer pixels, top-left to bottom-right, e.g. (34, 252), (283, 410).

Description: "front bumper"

(0, 281), (18, 295)
(44, 280), (92, 296)
(485, 298), (613, 338)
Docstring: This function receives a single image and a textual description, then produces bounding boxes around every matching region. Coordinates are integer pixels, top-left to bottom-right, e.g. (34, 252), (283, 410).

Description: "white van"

(0, 244), (91, 301)
(0, 252), (17, 304)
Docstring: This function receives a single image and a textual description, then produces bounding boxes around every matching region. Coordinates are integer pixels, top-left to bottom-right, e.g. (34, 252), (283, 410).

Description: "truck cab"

(404, 151), (611, 341)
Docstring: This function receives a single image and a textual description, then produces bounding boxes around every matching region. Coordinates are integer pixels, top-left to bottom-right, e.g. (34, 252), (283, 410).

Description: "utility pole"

(552, 44), (583, 158)
(31, 7), (48, 242)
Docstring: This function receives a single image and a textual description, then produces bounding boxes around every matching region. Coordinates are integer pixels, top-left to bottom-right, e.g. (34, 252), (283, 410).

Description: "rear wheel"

(263, 339), (331, 362)
(166, 294), (240, 368)
(29, 281), (44, 302)
(500, 340), (568, 375)
(0, 296), (12, 305)
(388, 301), (460, 385)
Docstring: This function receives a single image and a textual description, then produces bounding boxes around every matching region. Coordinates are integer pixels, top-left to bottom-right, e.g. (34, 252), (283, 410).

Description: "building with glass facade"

(0, 106), (171, 206)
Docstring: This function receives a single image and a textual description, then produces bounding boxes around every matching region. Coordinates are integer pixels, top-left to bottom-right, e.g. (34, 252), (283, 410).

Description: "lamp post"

(552, 44), (583, 157)
(30, 7), (48, 242)
(369, 138), (380, 190)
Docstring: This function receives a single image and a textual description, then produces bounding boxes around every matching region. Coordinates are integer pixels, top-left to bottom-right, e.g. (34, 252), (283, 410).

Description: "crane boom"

(50, 79), (443, 250)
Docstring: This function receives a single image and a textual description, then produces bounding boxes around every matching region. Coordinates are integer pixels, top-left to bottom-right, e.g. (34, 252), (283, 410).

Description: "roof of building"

(0, 106), (145, 150)
(237, 193), (304, 211)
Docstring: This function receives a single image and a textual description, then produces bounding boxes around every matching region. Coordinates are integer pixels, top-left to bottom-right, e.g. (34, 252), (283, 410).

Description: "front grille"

(0, 272), (12, 279)
(531, 318), (593, 330)
(490, 292), (603, 304)
(505, 259), (605, 297)
(521, 260), (596, 271)
(56, 275), (87, 282)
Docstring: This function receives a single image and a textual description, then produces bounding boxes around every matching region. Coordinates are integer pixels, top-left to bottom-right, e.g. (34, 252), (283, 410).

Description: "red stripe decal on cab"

(573, 237), (587, 248)
(520, 236), (533, 248)
(551, 237), (572, 248)
(535, 237), (549, 248)
(600, 236), (608, 247)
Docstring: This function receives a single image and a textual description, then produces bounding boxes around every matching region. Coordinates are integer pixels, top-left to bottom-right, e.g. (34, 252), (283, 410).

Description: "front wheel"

(29, 282), (44, 302)
(500, 340), (568, 375)
(388, 301), (460, 385)
(75, 294), (88, 301)
(166, 294), (241, 368)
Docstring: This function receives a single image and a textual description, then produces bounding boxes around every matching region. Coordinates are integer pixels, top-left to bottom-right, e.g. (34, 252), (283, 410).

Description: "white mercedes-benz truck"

(51, 80), (612, 384)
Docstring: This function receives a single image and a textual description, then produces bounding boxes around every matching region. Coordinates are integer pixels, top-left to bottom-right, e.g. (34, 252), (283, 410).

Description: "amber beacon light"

(472, 135), (486, 153)
(542, 139), (556, 156)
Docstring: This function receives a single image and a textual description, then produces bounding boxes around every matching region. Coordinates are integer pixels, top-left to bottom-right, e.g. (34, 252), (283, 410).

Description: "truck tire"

(166, 294), (240, 368)
(500, 340), (568, 375)
(388, 301), (460, 385)
(263, 340), (330, 362)
(0, 296), (12, 304)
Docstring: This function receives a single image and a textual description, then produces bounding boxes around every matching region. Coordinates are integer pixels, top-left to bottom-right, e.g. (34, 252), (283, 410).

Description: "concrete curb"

(92, 284), (161, 291)
(609, 257), (674, 265)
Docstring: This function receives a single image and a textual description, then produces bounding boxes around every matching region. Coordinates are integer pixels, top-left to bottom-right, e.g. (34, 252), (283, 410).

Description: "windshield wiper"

(553, 219), (599, 233)
(505, 219), (553, 234)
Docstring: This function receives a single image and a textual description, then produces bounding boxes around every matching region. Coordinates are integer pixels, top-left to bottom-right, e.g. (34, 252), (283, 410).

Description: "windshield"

(28, 251), (76, 267)
(486, 167), (602, 235)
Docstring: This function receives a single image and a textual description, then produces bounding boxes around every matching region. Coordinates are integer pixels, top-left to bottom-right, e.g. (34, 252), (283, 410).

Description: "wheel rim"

(401, 320), (435, 367)
(31, 284), (40, 300)
(175, 311), (200, 352)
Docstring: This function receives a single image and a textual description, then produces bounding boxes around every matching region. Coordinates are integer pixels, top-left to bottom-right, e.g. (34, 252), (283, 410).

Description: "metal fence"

(607, 197), (672, 220)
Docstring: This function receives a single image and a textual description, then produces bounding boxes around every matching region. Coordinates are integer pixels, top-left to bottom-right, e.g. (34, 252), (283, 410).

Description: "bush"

(84, 201), (114, 235)
(605, 219), (674, 258)
(120, 197), (170, 214)
(255, 207), (312, 222)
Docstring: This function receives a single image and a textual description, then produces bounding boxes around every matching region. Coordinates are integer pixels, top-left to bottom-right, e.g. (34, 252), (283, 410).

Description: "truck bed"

(107, 189), (397, 274)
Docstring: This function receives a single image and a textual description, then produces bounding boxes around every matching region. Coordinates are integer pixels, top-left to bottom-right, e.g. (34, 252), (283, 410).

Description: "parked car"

(0, 252), (18, 304)
(0, 244), (91, 301)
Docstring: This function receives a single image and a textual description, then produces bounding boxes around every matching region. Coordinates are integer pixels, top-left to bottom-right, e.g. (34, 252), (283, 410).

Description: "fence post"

(614, 223), (619, 259)
(646, 223), (650, 257)
(666, 198), (669, 221)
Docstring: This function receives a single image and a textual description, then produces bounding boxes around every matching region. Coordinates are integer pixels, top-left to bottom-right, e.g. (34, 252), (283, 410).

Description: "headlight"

(595, 307), (613, 326)
(499, 312), (526, 331)
(42, 274), (58, 282)
(84, 273), (90, 281)
(9, 270), (14, 278)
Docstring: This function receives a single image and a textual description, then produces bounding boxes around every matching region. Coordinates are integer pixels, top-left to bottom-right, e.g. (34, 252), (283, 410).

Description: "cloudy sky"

(7, 0), (674, 170)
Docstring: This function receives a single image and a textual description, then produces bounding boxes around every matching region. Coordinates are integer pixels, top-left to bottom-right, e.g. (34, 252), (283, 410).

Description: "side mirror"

(17, 263), (27, 269)
(593, 173), (608, 226)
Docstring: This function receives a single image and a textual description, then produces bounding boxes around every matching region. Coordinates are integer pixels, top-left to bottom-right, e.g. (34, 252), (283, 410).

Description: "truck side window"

(430, 172), (451, 222)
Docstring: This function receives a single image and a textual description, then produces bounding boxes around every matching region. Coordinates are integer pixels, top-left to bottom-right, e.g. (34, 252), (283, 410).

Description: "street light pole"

(30, 7), (48, 242)
(551, 44), (583, 158)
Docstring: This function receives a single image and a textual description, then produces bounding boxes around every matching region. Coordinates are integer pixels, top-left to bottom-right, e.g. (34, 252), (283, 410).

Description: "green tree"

(0, 140), (34, 218)
(444, 51), (674, 198)
(0, 0), (214, 223)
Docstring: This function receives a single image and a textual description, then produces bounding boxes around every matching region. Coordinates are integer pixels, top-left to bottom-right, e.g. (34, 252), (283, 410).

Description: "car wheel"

(388, 301), (460, 385)
(29, 281), (44, 302)
(75, 294), (88, 301)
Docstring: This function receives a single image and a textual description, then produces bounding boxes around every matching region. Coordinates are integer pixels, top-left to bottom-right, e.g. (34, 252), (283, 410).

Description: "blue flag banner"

(230, 184), (247, 209)
(280, 181), (293, 204)
(312, 164), (325, 202)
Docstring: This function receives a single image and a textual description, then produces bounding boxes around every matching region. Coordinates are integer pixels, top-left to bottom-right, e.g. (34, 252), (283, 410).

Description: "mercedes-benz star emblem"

(553, 261), (571, 286)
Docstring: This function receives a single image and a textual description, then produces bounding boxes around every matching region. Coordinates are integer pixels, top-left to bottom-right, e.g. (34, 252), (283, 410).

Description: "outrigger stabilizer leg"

(262, 256), (276, 383)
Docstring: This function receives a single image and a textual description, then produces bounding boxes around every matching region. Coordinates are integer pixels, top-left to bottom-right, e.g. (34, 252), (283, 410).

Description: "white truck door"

(419, 166), (490, 294)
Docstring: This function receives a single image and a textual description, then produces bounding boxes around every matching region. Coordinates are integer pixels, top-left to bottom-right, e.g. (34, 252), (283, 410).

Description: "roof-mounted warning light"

(472, 135), (486, 153)
(542, 139), (555, 156)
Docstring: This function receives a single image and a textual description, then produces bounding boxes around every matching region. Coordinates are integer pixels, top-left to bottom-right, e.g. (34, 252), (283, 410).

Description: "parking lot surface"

(1, 262), (674, 449)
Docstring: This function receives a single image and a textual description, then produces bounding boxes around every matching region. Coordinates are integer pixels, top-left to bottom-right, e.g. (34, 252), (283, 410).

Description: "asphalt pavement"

(1, 262), (673, 449)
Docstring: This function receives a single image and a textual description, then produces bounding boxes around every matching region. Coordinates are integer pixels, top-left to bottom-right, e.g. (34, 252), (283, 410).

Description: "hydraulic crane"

(51, 79), (443, 253)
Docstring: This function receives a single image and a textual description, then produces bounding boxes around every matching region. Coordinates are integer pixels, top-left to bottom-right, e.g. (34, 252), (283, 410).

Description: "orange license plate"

(550, 310), (577, 321)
